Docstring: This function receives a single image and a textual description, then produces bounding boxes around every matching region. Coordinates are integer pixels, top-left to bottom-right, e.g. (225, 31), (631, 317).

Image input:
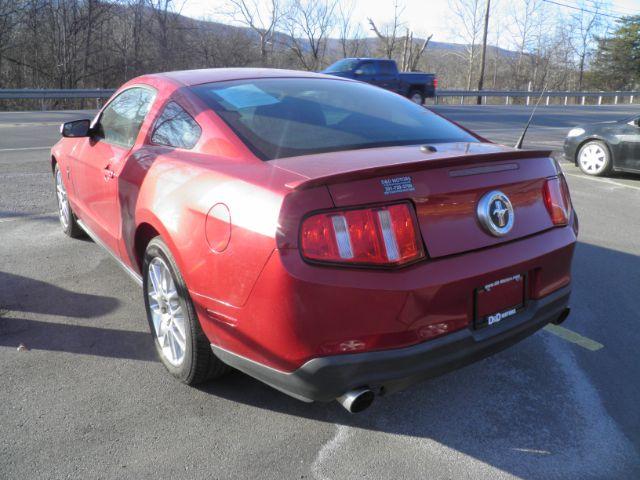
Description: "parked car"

(322, 58), (437, 104)
(564, 115), (640, 176)
(52, 68), (576, 413)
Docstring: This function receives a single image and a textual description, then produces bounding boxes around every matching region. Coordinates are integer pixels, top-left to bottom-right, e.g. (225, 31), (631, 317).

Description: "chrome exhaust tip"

(336, 388), (375, 413)
(552, 307), (571, 325)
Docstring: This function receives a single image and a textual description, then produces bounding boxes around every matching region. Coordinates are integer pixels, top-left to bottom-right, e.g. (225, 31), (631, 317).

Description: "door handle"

(103, 166), (115, 181)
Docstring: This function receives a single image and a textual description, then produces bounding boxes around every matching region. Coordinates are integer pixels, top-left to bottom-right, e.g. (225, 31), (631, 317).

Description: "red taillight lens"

(433, 77), (438, 89)
(543, 177), (572, 226)
(300, 203), (425, 266)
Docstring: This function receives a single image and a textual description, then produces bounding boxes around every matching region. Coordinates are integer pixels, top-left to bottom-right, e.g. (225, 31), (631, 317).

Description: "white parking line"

(0, 146), (51, 152)
(0, 146), (52, 152)
(564, 172), (640, 192)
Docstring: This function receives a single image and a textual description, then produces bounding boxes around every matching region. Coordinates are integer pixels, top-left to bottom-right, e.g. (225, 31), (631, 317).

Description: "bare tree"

(401, 30), (432, 71)
(336, 0), (363, 58)
(569, 0), (604, 90)
(449, 0), (484, 89)
(224, 0), (281, 66)
(368, 1), (404, 59)
(284, 0), (337, 71)
(508, 0), (545, 89)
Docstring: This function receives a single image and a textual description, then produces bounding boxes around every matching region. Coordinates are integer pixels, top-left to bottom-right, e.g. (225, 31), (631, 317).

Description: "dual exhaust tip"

(336, 388), (375, 413)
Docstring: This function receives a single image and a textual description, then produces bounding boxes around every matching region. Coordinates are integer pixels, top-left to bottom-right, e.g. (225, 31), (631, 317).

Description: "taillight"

(433, 77), (438, 89)
(300, 203), (425, 266)
(543, 177), (572, 226)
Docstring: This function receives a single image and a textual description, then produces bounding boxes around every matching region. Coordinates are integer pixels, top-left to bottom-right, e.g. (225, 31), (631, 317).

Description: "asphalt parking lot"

(1, 105), (639, 479)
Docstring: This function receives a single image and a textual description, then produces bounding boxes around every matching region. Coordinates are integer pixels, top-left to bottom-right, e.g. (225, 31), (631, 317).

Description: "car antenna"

(514, 83), (548, 150)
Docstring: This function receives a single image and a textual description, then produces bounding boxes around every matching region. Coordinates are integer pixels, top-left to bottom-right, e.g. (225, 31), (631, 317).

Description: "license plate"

(475, 274), (525, 329)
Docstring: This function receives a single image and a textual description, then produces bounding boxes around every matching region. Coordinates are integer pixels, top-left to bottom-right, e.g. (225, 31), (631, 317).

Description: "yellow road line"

(544, 324), (604, 351)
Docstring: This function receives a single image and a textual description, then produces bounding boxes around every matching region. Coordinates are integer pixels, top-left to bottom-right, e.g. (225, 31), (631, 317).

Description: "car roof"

(141, 68), (344, 87)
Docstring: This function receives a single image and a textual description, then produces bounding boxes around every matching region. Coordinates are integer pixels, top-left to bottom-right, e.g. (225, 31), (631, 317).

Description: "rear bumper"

(211, 284), (570, 402)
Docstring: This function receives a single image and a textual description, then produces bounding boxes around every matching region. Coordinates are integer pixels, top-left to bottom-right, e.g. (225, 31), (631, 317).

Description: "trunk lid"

(273, 142), (559, 258)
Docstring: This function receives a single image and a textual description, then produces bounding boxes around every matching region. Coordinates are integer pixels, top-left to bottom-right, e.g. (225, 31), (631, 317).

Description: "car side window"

(98, 87), (156, 148)
(151, 101), (202, 149)
(380, 61), (395, 75)
(360, 62), (377, 76)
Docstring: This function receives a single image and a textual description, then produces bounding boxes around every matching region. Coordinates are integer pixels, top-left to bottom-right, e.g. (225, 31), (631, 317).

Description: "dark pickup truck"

(322, 58), (437, 104)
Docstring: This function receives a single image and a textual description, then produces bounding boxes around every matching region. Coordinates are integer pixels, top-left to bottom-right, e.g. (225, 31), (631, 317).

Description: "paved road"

(1, 106), (639, 479)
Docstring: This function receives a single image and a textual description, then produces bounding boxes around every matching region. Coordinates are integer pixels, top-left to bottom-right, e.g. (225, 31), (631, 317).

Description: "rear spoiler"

(287, 148), (553, 190)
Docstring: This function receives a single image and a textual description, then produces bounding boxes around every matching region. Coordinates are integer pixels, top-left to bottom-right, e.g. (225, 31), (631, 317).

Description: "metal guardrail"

(0, 88), (638, 106)
(0, 88), (115, 100)
(435, 89), (640, 106)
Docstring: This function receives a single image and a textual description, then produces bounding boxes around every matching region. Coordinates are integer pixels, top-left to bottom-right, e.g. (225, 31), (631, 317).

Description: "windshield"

(191, 78), (478, 160)
(323, 59), (360, 73)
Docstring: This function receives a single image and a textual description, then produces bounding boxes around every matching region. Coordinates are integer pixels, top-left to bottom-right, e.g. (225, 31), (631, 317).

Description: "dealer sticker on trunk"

(381, 176), (415, 195)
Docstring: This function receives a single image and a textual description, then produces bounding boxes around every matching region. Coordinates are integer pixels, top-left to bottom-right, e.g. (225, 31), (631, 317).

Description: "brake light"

(433, 77), (438, 89)
(543, 177), (572, 226)
(300, 203), (425, 266)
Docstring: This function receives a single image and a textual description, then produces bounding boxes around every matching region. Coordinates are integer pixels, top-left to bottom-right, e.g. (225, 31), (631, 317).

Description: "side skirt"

(77, 219), (142, 287)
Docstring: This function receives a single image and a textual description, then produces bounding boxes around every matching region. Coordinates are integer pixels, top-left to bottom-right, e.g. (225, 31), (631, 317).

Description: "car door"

(74, 86), (156, 254)
(619, 117), (640, 171)
(357, 62), (382, 87)
(378, 61), (400, 92)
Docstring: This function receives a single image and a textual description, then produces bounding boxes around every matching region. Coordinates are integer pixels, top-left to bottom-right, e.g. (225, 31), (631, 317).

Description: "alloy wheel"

(55, 168), (70, 229)
(147, 257), (187, 366)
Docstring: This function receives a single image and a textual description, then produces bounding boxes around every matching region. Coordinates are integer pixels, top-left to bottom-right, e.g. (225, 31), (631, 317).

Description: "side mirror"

(635, 118), (640, 127)
(60, 119), (91, 138)
(354, 69), (363, 76)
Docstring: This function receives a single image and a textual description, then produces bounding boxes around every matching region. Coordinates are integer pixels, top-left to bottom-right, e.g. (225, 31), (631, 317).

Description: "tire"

(143, 237), (228, 384)
(409, 89), (425, 105)
(54, 163), (84, 238)
(577, 140), (612, 177)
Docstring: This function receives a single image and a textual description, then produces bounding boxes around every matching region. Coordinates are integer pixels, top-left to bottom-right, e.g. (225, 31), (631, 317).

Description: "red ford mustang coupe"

(51, 69), (577, 412)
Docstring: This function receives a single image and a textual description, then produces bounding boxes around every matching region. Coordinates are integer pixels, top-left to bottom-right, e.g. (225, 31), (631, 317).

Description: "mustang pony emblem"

(477, 191), (515, 236)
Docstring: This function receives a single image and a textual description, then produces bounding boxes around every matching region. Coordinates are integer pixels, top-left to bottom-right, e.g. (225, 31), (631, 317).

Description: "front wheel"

(409, 89), (425, 105)
(143, 237), (228, 384)
(577, 140), (612, 176)
(54, 164), (84, 238)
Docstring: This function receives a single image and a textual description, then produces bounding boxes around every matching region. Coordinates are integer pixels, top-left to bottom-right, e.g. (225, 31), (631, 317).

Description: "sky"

(180, 0), (640, 48)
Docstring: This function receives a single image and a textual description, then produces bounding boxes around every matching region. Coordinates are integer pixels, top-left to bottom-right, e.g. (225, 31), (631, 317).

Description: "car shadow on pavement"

(0, 271), (156, 361)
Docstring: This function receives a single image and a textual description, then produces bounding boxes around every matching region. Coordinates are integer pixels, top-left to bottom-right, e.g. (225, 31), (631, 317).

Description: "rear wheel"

(54, 164), (84, 238)
(143, 237), (228, 384)
(409, 89), (425, 105)
(577, 140), (612, 176)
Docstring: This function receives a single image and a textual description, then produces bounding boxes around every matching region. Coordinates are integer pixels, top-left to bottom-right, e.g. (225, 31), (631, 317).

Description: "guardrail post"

(598, 96), (602, 105)
(581, 96), (585, 105)
(614, 95), (618, 105)
(460, 96), (464, 105)
(564, 96), (568, 106)
(505, 96), (509, 105)
(526, 95), (530, 106)
(631, 95), (634, 104)
(545, 96), (550, 106)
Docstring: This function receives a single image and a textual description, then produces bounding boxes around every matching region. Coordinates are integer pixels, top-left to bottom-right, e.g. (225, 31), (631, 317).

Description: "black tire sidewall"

(578, 140), (611, 176)
(142, 238), (198, 382)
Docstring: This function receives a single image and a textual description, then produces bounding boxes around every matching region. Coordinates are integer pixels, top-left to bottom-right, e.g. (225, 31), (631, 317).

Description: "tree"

(476, 0), (491, 103)
(336, 0), (363, 58)
(368, 1), (404, 59)
(569, 0), (605, 90)
(284, 0), (337, 71)
(449, 0), (484, 89)
(590, 15), (640, 90)
(223, 0), (281, 66)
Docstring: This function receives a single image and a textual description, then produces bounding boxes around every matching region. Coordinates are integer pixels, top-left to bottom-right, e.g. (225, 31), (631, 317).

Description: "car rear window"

(191, 78), (478, 160)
